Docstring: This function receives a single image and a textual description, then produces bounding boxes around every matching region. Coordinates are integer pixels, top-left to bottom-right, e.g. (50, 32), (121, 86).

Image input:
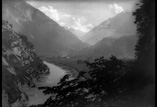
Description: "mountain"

(68, 28), (86, 41)
(81, 12), (137, 45)
(2, 0), (87, 57)
(77, 35), (137, 59)
(2, 20), (49, 106)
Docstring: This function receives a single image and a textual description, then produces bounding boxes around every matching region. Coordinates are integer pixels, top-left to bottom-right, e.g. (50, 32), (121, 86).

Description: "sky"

(26, 0), (139, 36)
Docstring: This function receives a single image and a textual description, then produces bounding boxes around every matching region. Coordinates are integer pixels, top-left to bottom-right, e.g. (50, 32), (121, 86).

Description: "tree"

(133, 0), (155, 82)
(32, 56), (126, 107)
(30, 1), (155, 106)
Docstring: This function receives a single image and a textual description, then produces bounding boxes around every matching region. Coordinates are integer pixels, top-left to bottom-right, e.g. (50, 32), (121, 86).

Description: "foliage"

(31, 56), (127, 107)
(133, 0), (155, 61)
(30, 0), (155, 106)
(2, 20), (50, 105)
(133, 0), (155, 82)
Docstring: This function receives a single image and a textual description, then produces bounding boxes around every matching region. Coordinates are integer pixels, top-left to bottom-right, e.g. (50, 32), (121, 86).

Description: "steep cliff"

(2, 20), (49, 107)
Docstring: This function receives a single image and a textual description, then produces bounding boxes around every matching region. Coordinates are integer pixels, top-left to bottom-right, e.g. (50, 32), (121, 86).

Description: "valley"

(2, 0), (155, 107)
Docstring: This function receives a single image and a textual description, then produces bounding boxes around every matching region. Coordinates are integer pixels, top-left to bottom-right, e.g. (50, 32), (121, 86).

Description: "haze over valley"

(2, 0), (137, 58)
(2, 0), (155, 107)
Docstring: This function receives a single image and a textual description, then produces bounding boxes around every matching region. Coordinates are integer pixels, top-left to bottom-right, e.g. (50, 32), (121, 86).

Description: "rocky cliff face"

(2, 20), (49, 107)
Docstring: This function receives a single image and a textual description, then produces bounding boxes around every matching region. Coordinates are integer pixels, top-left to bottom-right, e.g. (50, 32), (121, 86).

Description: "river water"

(25, 61), (69, 106)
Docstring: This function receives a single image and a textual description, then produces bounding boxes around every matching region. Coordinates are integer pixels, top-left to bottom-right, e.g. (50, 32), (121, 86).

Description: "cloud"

(109, 4), (124, 14)
(38, 6), (93, 32)
(70, 17), (94, 32)
(39, 6), (60, 21)
(59, 22), (66, 26)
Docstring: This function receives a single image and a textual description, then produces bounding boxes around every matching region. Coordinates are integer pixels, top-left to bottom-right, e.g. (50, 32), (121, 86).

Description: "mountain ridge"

(2, 0), (87, 57)
(75, 35), (137, 59)
(81, 12), (137, 45)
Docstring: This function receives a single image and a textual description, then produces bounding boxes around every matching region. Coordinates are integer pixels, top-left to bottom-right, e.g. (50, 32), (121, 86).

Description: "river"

(25, 61), (70, 106)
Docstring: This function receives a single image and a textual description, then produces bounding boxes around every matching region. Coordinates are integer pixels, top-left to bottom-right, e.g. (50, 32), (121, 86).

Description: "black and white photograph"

(2, 0), (155, 107)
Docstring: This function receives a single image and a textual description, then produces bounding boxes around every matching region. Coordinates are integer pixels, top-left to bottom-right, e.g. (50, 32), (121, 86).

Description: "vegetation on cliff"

(2, 20), (49, 106)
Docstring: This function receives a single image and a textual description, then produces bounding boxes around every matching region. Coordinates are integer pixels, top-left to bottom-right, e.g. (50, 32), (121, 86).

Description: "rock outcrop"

(2, 20), (49, 107)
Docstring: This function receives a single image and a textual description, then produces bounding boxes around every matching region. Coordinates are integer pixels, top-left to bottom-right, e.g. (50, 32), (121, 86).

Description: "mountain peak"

(81, 11), (136, 45)
(3, 0), (88, 56)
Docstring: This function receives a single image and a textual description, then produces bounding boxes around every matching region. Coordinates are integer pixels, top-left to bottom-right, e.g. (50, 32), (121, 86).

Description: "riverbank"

(43, 57), (89, 73)
(44, 61), (79, 78)
(23, 60), (85, 106)
(24, 61), (72, 106)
